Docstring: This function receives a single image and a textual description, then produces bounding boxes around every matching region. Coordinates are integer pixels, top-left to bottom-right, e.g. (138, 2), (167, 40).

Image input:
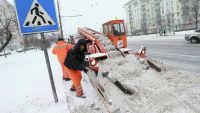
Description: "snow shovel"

(102, 72), (134, 95)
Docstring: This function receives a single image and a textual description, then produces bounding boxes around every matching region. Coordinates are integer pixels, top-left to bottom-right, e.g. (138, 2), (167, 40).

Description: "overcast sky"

(8, 0), (130, 35)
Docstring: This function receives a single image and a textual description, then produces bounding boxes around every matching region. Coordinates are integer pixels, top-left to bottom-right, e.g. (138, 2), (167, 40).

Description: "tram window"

(120, 23), (125, 32)
(113, 23), (125, 36)
(108, 25), (112, 34)
(103, 25), (108, 35)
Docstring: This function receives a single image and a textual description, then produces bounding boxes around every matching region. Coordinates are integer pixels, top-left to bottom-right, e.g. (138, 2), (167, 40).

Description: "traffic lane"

(128, 40), (200, 56)
(129, 44), (200, 57)
(127, 40), (200, 73)
(148, 52), (200, 73)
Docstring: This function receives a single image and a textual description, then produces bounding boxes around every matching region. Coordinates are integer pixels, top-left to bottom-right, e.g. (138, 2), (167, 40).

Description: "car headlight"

(91, 60), (96, 66)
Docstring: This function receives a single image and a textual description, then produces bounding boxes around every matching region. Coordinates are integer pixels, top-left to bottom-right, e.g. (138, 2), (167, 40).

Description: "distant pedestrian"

(163, 30), (166, 36)
(52, 38), (73, 81)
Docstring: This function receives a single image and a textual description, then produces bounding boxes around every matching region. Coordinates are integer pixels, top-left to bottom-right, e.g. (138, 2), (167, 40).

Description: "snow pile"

(127, 35), (184, 41)
(127, 30), (196, 41)
(96, 55), (200, 113)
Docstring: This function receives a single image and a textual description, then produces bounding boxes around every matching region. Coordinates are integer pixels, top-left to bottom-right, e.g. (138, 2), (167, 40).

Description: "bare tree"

(191, 0), (200, 29)
(20, 34), (53, 53)
(0, 7), (16, 53)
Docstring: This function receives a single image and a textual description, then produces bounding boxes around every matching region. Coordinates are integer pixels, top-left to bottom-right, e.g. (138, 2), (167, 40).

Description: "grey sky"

(8, 0), (129, 34)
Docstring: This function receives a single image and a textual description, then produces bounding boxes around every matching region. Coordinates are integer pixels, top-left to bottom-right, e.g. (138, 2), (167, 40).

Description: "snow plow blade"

(87, 69), (105, 94)
(146, 60), (161, 72)
(102, 72), (134, 95)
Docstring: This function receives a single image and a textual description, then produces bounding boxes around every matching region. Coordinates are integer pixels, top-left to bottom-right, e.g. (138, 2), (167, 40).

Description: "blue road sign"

(14, 0), (59, 34)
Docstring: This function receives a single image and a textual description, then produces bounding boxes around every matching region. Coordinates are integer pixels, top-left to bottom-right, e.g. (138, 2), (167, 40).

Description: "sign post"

(14, 0), (59, 103)
(41, 33), (58, 103)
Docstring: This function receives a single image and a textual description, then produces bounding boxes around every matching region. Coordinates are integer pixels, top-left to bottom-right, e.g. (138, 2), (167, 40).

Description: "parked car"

(185, 29), (200, 43)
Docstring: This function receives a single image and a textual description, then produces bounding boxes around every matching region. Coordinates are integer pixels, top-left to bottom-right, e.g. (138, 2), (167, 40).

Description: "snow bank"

(127, 30), (195, 41)
(96, 55), (200, 113)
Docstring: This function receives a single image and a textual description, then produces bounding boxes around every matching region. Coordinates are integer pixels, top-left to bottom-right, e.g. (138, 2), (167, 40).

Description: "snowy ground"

(0, 50), (70, 113)
(97, 56), (200, 113)
(0, 50), (103, 113)
(1, 31), (200, 113)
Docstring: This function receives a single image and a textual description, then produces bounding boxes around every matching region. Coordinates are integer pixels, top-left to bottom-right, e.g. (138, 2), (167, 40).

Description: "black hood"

(75, 39), (88, 52)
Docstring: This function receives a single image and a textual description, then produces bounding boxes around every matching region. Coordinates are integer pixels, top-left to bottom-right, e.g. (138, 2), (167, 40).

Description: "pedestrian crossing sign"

(14, 0), (59, 34)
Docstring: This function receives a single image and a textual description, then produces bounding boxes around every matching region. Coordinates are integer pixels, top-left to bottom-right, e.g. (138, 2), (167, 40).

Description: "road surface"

(128, 36), (200, 73)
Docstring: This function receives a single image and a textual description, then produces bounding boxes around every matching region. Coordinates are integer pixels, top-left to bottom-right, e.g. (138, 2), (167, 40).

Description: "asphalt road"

(128, 38), (200, 73)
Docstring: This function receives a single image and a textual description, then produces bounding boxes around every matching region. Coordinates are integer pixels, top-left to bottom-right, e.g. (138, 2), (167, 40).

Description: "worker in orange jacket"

(52, 38), (73, 81)
(64, 39), (89, 98)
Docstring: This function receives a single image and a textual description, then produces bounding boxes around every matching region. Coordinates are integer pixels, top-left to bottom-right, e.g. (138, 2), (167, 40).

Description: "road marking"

(149, 52), (200, 58)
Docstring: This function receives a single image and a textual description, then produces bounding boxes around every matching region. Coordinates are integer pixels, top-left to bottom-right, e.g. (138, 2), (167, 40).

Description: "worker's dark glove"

(83, 68), (88, 74)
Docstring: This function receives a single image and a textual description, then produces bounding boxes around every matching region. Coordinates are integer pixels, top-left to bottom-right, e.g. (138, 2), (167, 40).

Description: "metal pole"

(40, 33), (58, 103)
(56, 0), (64, 38)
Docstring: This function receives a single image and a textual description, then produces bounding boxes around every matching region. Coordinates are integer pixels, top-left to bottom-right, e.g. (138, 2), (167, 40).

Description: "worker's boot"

(70, 85), (76, 92)
(76, 87), (86, 98)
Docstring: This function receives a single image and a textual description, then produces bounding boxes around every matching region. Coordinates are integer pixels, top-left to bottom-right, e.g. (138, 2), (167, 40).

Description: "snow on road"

(127, 30), (200, 73)
(1, 44), (200, 113)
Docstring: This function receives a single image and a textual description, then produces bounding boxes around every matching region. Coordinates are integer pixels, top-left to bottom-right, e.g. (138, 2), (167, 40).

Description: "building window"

(177, 12), (180, 16)
(177, 5), (179, 10)
(103, 25), (108, 35)
(172, 14), (174, 18)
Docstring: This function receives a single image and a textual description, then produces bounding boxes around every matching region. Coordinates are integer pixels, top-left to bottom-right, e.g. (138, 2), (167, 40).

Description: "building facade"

(125, 0), (200, 35)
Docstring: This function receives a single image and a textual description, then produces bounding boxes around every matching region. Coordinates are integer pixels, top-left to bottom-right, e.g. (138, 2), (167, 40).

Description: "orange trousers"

(66, 67), (83, 96)
(61, 63), (69, 79)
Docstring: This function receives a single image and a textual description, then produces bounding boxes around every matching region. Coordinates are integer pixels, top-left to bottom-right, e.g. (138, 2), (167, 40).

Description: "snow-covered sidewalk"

(128, 30), (195, 41)
(0, 50), (71, 113)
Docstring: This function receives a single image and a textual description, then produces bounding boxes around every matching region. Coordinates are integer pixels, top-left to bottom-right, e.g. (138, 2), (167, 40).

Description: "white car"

(185, 29), (200, 43)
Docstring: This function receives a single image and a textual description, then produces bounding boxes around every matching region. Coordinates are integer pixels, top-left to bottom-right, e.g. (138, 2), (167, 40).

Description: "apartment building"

(125, 0), (200, 35)
(125, 0), (141, 35)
